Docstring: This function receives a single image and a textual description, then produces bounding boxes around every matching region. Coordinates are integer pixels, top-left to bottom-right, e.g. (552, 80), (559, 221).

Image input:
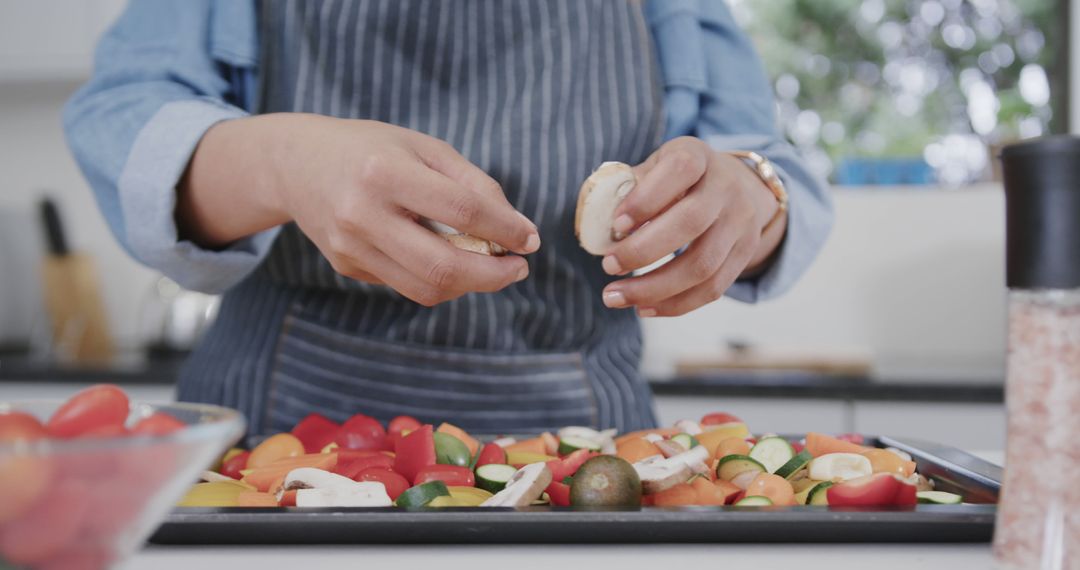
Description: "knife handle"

(40, 198), (69, 257)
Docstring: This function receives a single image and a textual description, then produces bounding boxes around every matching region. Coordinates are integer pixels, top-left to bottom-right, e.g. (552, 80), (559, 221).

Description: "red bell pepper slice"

(355, 467), (410, 501)
(291, 413), (340, 454)
(413, 464), (475, 487)
(546, 449), (598, 483)
(546, 481), (571, 507)
(475, 442), (508, 468)
(334, 453), (396, 479)
(394, 424), (437, 483)
(826, 473), (917, 507)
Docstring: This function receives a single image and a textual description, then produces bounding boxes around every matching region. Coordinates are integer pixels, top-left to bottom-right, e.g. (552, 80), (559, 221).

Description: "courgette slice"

(917, 491), (962, 505)
(558, 436), (602, 456)
(716, 454), (767, 482)
(734, 495), (774, 507)
(774, 450), (813, 480)
(670, 433), (699, 450)
(396, 481), (450, 508)
(433, 432), (471, 467)
(748, 437), (795, 474)
(475, 463), (518, 494)
(806, 481), (834, 506)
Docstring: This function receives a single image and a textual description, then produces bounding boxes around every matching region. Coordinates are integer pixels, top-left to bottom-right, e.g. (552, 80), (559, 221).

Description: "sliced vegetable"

(248, 433), (305, 470)
(503, 437), (547, 455)
(396, 481), (451, 507)
(295, 482), (392, 507)
(696, 424), (751, 456)
(774, 450), (814, 480)
(805, 432), (869, 457)
(615, 437), (662, 464)
(290, 413), (340, 454)
(393, 425), (436, 483)
(716, 454), (767, 482)
(917, 491), (962, 505)
(651, 483), (698, 506)
(826, 473), (917, 507)
(734, 495), (774, 507)
(436, 423), (480, 457)
(433, 432), (471, 467)
(476, 463), (518, 494)
(670, 433), (698, 451)
(475, 442), (508, 468)
(744, 473), (796, 506)
(177, 480), (255, 507)
(558, 435), (602, 456)
(242, 453), (338, 492)
(700, 412), (742, 426)
(428, 486), (494, 507)
(480, 463), (553, 507)
(861, 448), (917, 477)
(748, 437), (795, 473)
(334, 453), (395, 480)
(336, 414), (388, 451)
(236, 491), (280, 507)
(354, 467), (410, 501)
(546, 481), (571, 506)
(506, 451), (558, 467)
(805, 481), (834, 505)
(414, 464), (475, 487)
(546, 449), (598, 483)
(807, 453), (873, 482)
(388, 415), (422, 435)
(714, 436), (751, 460)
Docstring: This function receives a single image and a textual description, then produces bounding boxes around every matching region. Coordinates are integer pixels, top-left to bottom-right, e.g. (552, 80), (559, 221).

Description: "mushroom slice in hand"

(575, 162), (637, 255)
(421, 219), (507, 256)
(295, 482), (392, 508)
(480, 462), (553, 507)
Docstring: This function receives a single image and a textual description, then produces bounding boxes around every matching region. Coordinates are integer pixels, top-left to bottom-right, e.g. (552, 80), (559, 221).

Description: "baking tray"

(150, 435), (1001, 544)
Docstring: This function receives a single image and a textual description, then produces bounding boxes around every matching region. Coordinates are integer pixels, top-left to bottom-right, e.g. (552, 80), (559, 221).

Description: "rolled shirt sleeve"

(64, 0), (274, 294)
(646, 0), (834, 303)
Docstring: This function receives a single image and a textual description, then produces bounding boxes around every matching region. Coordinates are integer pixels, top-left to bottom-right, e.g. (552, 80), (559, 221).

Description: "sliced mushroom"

(480, 462), (552, 507)
(655, 439), (688, 458)
(295, 482), (392, 508)
(674, 419), (703, 436)
(422, 219), (507, 256)
(634, 460), (692, 494)
(283, 467), (361, 494)
(663, 444), (711, 470)
(575, 162), (637, 255)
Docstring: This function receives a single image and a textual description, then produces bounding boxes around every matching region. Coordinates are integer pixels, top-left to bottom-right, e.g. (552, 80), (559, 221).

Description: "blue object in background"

(835, 158), (935, 186)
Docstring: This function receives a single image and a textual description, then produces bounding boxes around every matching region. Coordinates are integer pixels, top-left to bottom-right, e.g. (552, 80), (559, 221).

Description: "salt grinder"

(995, 136), (1080, 569)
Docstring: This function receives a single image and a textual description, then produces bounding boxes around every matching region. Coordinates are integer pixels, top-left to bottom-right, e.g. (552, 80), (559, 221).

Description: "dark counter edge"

(0, 353), (1003, 403)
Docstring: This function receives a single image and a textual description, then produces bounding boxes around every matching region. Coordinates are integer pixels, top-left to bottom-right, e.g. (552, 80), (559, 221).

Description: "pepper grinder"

(995, 136), (1080, 569)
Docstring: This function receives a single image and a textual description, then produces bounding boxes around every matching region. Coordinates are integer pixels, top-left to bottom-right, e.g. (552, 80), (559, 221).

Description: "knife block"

(40, 253), (114, 363)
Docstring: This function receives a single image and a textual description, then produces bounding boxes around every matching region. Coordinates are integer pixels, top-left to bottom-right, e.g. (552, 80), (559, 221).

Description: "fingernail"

(523, 233), (541, 253)
(602, 255), (623, 275)
(638, 307), (657, 318)
(603, 289), (627, 308)
(516, 264), (529, 282)
(612, 214), (635, 235)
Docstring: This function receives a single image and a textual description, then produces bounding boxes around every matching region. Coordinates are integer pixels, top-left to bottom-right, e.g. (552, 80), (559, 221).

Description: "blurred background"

(0, 0), (1074, 452)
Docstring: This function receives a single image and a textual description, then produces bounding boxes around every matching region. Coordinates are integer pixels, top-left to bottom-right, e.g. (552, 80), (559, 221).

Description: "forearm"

(176, 114), (293, 248)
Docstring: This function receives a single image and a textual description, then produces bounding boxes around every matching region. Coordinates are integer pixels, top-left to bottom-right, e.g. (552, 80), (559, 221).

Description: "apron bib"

(179, 0), (665, 434)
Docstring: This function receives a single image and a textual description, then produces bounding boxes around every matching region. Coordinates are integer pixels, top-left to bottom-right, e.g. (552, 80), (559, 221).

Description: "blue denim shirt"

(64, 0), (832, 302)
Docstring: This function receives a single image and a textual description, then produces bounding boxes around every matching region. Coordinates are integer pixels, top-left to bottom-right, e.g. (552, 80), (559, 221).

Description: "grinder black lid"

(1001, 135), (1080, 289)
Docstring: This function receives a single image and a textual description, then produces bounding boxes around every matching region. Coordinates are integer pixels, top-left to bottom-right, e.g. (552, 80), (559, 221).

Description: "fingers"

(376, 218), (530, 297)
(603, 155), (730, 275)
(324, 243), (450, 306)
(601, 218), (739, 310)
(614, 137), (709, 238)
(637, 235), (758, 317)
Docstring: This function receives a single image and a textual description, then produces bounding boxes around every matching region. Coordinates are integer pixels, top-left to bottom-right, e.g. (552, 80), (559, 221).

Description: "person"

(64, 0), (832, 436)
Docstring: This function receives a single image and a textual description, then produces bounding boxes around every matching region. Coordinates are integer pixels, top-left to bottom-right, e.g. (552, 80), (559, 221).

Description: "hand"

(178, 114), (540, 306)
(598, 137), (787, 317)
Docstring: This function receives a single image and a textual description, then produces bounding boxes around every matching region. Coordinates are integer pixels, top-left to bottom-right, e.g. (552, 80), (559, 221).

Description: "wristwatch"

(728, 150), (788, 235)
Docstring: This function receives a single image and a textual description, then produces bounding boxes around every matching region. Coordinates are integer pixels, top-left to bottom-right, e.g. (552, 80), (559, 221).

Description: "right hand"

(266, 115), (540, 306)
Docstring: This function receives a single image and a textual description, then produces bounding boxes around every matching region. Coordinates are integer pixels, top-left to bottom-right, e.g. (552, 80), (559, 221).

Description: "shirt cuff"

(118, 98), (281, 294)
(703, 134), (834, 303)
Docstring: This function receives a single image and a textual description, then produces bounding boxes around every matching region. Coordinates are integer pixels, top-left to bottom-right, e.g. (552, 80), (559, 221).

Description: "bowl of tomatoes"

(0, 385), (244, 569)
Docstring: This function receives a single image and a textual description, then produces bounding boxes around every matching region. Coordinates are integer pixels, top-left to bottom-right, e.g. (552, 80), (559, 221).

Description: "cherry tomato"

(388, 415), (422, 435)
(77, 423), (130, 439)
(0, 412), (52, 524)
(475, 442), (508, 468)
(291, 413), (340, 454)
(354, 467), (410, 501)
(220, 450), (251, 480)
(413, 464), (474, 487)
(0, 477), (90, 566)
(46, 384), (129, 438)
(131, 412), (185, 436)
(335, 414), (388, 451)
(248, 433), (305, 469)
(700, 412), (742, 426)
(546, 481), (571, 507)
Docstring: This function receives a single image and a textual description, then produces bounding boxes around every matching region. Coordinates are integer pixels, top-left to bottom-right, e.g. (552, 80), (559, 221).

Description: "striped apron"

(178, 0), (665, 436)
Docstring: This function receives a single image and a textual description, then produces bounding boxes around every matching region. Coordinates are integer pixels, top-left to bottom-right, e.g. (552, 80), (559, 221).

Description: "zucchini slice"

(748, 437), (795, 474)
(670, 433), (699, 450)
(396, 481), (450, 508)
(806, 481), (834, 506)
(734, 495), (774, 507)
(774, 450), (813, 480)
(917, 491), (962, 505)
(476, 463), (518, 494)
(716, 454), (767, 482)
(557, 436), (602, 456)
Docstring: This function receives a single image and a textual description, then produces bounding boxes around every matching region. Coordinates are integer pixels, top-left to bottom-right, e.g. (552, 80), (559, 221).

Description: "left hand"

(599, 137), (787, 317)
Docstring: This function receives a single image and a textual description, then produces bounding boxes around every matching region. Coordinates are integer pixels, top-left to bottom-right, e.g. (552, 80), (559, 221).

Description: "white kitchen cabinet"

(853, 401), (1005, 452)
(0, 0), (126, 82)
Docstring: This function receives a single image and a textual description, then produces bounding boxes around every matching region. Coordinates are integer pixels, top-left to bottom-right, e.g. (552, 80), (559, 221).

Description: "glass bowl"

(0, 400), (244, 569)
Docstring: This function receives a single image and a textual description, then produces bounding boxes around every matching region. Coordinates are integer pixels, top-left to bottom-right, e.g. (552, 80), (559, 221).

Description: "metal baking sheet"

(150, 436), (1001, 544)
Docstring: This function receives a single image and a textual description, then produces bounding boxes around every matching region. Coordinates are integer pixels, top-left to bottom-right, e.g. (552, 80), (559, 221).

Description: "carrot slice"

(242, 453), (337, 492)
(690, 477), (733, 506)
(237, 492), (279, 507)
(714, 437), (751, 460)
(651, 483), (698, 507)
(805, 432), (869, 457)
(614, 428), (679, 447)
(615, 438), (662, 464)
(744, 473), (795, 506)
(436, 423), (480, 457)
(503, 437), (547, 456)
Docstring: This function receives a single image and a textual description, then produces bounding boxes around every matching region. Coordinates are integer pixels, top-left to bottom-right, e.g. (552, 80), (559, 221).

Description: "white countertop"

(124, 452), (1005, 570)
